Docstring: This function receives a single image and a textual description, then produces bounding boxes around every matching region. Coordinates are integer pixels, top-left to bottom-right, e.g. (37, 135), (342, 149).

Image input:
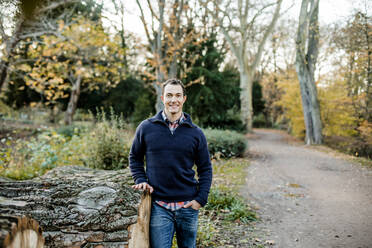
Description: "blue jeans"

(150, 203), (199, 248)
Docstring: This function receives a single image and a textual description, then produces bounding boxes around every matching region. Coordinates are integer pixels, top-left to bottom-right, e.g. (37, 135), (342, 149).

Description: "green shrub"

(253, 113), (267, 128)
(83, 110), (132, 170)
(206, 187), (256, 223)
(56, 124), (88, 139)
(0, 130), (90, 180)
(203, 128), (247, 158)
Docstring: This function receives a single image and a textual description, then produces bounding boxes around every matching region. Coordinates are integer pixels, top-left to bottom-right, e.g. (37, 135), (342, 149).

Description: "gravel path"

(243, 129), (372, 248)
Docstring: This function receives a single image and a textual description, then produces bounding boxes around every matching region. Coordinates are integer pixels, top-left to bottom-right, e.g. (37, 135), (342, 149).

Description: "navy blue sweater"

(129, 111), (212, 207)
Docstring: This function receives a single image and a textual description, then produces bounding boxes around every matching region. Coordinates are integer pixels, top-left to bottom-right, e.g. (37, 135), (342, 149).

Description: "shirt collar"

(162, 111), (185, 124)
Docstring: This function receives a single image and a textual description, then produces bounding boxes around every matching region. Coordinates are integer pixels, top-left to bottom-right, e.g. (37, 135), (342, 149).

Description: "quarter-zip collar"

(149, 111), (196, 128)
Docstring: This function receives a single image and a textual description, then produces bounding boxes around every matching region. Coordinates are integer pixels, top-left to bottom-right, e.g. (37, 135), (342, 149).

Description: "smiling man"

(129, 78), (212, 248)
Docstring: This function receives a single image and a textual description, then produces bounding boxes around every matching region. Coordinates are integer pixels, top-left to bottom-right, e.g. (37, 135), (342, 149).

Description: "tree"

(183, 36), (242, 130)
(295, 0), (322, 144)
(19, 18), (122, 124)
(203, 0), (283, 132)
(332, 11), (372, 122)
(0, 0), (80, 93)
(136, 0), (201, 112)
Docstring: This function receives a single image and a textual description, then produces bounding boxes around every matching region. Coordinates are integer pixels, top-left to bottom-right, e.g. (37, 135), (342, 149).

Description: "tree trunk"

(239, 69), (254, 132)
(154, 80), (164, 112)
(64, 74), (82, 125)
(0, 166), (151, 247)
(0, 215), (44, 248)
(363, 14), (372, 122)
(0, 17), (25, 93)
(154, 0), (166, 113)
(295, 0), (322, 144)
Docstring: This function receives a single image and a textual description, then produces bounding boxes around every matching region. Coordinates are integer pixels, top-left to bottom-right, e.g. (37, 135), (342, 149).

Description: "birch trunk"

(295, 0), (323, 144)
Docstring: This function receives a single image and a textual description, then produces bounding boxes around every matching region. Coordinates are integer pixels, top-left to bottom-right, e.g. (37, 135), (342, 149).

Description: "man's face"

(161, 84), (187, 115)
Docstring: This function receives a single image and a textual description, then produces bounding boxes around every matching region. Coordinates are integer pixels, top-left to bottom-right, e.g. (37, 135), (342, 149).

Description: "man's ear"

(183, 95), (187, 102)
(161, 95), (164, 103)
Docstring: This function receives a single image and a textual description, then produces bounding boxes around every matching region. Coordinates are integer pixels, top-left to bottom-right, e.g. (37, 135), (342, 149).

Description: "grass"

(193, 158), (259, 247)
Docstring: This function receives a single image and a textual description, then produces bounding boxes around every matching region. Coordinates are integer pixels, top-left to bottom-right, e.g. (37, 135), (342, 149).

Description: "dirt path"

(243, 129), (372, 248)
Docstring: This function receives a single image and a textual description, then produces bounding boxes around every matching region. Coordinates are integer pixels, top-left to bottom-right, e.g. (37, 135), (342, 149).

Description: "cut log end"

(128, 190), (151, 248)
(1, 215), (44, 248)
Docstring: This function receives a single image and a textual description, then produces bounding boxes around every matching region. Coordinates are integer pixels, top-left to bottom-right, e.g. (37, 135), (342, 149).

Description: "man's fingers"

(183, 202), (192, 208)
(132, 183), (153, 193)
(144, 184), (154, 193)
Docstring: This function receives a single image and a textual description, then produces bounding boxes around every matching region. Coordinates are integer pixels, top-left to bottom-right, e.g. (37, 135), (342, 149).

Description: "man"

(129, 78), (212, 248)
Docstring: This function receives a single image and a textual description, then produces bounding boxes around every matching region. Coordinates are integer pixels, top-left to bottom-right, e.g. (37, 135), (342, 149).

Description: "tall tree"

(295, 0), (323, 144)
(332, 11), (372, 122)
(136, 0), (200, 112)
(203, 0), (283, 132)
(0, 0), (79, 93)
(19, 18), (122, 125)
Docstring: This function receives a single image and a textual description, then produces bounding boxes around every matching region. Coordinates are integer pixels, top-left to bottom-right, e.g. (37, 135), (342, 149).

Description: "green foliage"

(183, 36), (243, 131)
(196, 212), (218, 247)
(206, 187), (257, 223)
(0, 100), (14, 118)
(252, 80), (265, 118)
(131, 89), (156, 125)
(78, 77), (155, 124)
(203, 128), (247, 158)
(253, 113), (267, 128)
(83, 110), (132, 170)
(0, 130), (90, 180)
(55, 124), (88, 139)
(103, 77), (149, 119)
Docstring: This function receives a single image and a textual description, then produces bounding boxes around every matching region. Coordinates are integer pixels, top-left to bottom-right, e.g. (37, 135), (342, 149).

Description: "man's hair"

(162, 78), (186, 96)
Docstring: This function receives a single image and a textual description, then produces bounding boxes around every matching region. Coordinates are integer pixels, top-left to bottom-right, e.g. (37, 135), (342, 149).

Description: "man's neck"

(164, 110), (182, 122)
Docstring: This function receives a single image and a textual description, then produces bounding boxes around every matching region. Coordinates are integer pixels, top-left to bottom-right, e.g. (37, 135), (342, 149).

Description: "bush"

(324, 135), (372, 159)
(83, 110), (132, 170)
(253, 113), (267, 128)
(205, 187), (257, 223)
(55, 124), (88, 139)
(0, 130), (90, 180)
(203, 128), (247, 158)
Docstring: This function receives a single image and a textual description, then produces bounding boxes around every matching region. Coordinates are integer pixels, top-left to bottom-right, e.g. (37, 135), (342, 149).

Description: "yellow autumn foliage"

(274, 67), (359, 139)
(318, 79), (358, 137)
(18, 17), (123, 105)
(276, 68), (305, 138)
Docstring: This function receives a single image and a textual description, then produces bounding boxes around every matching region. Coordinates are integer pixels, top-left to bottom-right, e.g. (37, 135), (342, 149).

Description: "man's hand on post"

(131, 182), (154, 193)
(183, 200), (201, 210)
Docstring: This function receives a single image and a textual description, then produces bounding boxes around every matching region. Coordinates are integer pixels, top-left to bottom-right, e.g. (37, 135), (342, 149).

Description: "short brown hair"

(162, 78), (186, 96)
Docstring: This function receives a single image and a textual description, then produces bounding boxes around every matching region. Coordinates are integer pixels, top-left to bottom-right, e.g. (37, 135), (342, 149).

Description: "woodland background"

(0, 0), (371, 246)
(0, 0), (371, 174)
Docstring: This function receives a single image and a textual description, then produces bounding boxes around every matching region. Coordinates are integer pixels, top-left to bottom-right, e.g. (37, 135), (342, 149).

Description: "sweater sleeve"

(129, 122), (148, 185)
(194, 129), (213, 207)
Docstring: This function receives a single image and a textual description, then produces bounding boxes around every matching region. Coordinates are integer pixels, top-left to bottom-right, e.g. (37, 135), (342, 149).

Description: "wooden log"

(0, 166), (151, 247)
(0, 215), (44, 248)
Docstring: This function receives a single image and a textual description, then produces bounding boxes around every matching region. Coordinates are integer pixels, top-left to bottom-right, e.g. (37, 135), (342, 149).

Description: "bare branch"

(201, 0), (240, 62)
(251, 0), (283, 71)
(37, 0), (80, 14)
(136, 0), (153, 45)
(146, 0), (160, 21)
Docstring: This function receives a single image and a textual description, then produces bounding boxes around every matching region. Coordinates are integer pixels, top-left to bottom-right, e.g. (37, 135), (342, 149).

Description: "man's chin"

(168, 108), (179, 114)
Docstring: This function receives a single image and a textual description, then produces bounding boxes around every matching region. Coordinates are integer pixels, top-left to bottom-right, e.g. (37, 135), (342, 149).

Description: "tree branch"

(251, 0), (283, 71)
